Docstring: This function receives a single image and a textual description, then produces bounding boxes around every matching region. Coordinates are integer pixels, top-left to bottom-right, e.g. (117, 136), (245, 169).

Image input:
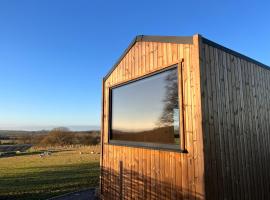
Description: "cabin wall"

(199, 40), (270, 199)
(101, 36), (205, 199)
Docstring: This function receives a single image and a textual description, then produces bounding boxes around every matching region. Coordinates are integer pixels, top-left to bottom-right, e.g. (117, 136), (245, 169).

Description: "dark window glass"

(110, 67), (180, 147)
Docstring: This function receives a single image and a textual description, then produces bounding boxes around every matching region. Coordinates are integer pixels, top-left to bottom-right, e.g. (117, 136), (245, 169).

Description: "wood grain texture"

(200, 42), (270, 199)
(101, 35), (270, 200)
(101, 37), (205, 200)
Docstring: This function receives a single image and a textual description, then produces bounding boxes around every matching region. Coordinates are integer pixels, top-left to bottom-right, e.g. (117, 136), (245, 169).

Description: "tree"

(40, 128), (74, 146)
(157, 69), (179, 127)
(51, 127), (70, 132)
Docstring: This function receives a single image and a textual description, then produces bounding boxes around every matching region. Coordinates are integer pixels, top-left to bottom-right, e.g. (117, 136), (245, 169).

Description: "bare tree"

(157, 69), (179, 127)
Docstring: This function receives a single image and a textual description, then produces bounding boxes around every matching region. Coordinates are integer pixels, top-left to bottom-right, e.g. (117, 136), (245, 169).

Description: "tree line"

(15, 128), (100, 146)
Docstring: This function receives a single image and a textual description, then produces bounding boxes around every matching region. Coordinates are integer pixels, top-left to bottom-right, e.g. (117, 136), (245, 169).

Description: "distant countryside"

(0, 128), (100, 200)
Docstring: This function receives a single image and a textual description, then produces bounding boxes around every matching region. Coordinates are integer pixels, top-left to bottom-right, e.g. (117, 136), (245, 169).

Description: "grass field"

(0, 146), (100, 200)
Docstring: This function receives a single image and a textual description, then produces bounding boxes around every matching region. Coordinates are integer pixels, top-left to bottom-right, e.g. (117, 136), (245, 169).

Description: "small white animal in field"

(79, 152), (83, 155)
(39, 151), (51, 158)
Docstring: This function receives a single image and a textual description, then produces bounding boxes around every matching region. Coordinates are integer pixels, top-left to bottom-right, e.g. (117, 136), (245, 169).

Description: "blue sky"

(0, 0), (269, 131)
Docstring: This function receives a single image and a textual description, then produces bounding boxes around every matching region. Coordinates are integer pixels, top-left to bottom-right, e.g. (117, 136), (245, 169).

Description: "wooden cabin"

(100, 34), (270, 200)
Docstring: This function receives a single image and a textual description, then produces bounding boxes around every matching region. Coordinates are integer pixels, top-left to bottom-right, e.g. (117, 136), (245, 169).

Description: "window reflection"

(110, 66), (180, 146)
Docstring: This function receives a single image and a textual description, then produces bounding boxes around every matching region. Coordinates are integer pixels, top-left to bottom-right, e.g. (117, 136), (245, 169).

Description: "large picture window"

(109, 66), (181, 149)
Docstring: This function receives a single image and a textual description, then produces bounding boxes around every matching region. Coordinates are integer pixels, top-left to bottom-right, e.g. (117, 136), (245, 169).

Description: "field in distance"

(0, 145), (100, 200)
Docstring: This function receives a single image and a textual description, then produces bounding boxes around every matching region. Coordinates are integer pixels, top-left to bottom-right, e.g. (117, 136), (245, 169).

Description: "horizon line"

(0, 125), (100, 132)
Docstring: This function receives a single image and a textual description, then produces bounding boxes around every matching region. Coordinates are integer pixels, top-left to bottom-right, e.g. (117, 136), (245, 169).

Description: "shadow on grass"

(0, 144), (32, 152)
(0, 151), (43, 158)
(0, 162), (100, 200)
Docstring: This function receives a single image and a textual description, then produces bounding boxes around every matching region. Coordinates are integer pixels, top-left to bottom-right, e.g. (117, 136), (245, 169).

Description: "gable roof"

(104, 35), (270, 80)
(104, 35), (193, 80)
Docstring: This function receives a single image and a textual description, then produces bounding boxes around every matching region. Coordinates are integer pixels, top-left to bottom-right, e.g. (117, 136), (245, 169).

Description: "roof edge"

(104, 35), (270, 81)
(104, 35), (193, 80)
(201, 37), (270, 70)
(137, 35), (193, 44)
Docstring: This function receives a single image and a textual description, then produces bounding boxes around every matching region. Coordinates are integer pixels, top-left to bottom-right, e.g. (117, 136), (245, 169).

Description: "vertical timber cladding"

(101, 35), (205, 200)
(200, 38), (270, 200)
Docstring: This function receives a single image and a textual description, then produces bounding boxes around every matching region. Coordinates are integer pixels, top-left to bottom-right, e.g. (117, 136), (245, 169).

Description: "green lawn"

(0, 146), (100, 200)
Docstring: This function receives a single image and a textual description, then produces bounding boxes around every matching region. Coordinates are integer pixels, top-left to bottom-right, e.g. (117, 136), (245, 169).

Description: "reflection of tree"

(157, 69), (179, 127)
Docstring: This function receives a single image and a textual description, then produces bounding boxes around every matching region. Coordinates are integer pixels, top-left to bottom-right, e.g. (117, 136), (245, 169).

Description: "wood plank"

(159, 151), (165, 199)
(200, 43), (212, 199)
(101, 41), (201, 200)
(122, 147), (127, 200)
(162, 42), (167, 66)
(223, 51), (235, 200)
(205, 44), (219, 199)
(133, 148), (139, 199)
(240, 59), (251, 200)
(237, 57), (247, 199)
(243, 59), (251, 199)
(142, 148), (148, 200)
(137, 42), (142, 77)
(164, 150), (171, 199)
(187, 44), (196, 200)
(134, 43), (139, 77)
(172, 43), (178, 62)
(175, 153), (182, 200)
(149, 42), (154, 72)
(167, 43), (173, 64)
(157, 42), (163, 68)
(146, 151), (151, 200)
(181, 45), (189, 199)
(256, 63), (264, 199)
(217, 48), (230, 199)
(145, 42), (150, 73)
(250, 63), (261, 199)
(137, 148), (144, 199)
(213, 47), (225, 200)
(153, 42), (158, 70)
(247, 61), (258, 199)
(210, 46), (223, 199)
(154, 150), (160, 200)
(231, 54), (242, 200)
(170, 152), (176, 200)
(141, 42), (146, 75)
(127, 47), (132, 80)
(195, 36), (206, 199)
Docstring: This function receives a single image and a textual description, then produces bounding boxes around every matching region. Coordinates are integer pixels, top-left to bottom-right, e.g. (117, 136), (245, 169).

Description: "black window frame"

(108, 64), (185, 152)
